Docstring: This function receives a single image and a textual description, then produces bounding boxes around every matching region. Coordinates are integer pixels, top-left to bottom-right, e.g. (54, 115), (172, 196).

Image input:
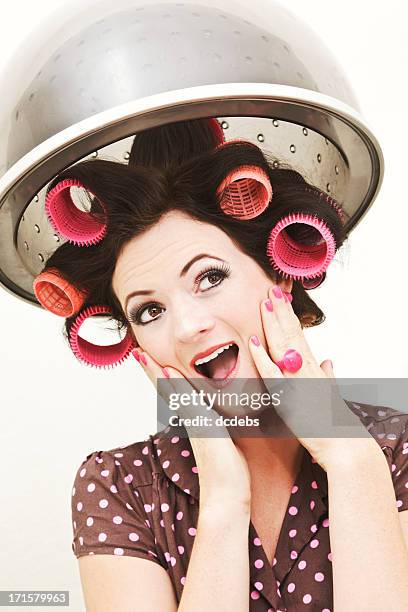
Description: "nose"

(172, 296), (216, 345)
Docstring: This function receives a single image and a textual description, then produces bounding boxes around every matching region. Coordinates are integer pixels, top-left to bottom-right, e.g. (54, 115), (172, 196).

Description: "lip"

(190, 341), (237, 369)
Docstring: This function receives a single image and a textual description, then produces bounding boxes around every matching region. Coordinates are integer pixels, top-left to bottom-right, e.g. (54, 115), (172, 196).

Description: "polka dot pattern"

(71, 447), (162, 567)
(71, 401), (408, 610)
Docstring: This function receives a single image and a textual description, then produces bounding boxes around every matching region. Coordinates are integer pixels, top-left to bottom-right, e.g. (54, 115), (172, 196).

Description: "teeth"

(194, 343), (233, 366)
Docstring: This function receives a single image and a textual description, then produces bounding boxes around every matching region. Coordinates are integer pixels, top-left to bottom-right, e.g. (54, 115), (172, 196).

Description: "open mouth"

(193, 343), (239, 380)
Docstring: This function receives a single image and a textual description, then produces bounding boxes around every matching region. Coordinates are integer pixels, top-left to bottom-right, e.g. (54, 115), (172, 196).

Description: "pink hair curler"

(266, 212), (336, 280)
(69, 304), (136, 369)
(215, 137), (259, 148)
(301, 272), (326, 289)
(45, 178), (108, 246)
(216, 164), (273, 220)
(304, 187), (345, 223)
(324, 194), (344, 222)
(33, 267), (88, 317)
(208, 118), (225, 145)
(275, 348), (303, 373)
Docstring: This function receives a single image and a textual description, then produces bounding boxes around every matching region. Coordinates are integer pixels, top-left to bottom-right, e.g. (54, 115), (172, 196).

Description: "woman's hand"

(249, 282), (376, 472)
(131, 349), (252, 512)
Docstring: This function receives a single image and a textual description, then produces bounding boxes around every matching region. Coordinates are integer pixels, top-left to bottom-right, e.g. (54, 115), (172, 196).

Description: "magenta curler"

(45, 178), (108, 247)
(266, 212), (336, 280)
(301, 272), (326, 289)
(304, 187), (345, 222)
(216, 164), (273, 220)
(324, 194), (344, 222)
(208, 118), (225, 145)
(68, 304), (136, 369)
(214, 138), (262, 158)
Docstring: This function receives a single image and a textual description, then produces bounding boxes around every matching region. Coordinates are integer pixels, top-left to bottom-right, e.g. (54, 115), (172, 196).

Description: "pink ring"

(275, 349), (303, 373)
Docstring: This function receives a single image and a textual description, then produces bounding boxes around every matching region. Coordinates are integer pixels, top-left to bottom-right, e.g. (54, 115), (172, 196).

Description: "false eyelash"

(127, 262), (232, 326)
(193, 262), (232, 289)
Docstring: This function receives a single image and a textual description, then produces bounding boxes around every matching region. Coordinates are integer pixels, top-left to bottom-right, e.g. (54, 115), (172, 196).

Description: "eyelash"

(127, 262), (232, 326)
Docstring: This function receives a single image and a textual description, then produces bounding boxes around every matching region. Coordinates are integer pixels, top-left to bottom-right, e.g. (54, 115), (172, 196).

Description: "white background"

(0, 0), (407, 609)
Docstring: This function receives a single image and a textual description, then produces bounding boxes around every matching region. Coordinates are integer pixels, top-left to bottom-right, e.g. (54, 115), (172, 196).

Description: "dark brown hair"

(41, 119), (346, 349)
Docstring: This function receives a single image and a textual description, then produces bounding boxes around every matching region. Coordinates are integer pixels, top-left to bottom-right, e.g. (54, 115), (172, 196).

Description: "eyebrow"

(124, 253), (225, 312)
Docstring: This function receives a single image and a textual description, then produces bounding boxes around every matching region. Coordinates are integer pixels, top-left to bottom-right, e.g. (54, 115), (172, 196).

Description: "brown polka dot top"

(71, 400), (408, 611)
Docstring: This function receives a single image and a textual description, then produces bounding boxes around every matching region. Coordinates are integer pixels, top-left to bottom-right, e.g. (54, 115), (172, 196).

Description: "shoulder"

(345, 400), (408, 511)
(70, 431), (166, 562)
(344, 399), (408, 449)
(72, 432), (163, 490)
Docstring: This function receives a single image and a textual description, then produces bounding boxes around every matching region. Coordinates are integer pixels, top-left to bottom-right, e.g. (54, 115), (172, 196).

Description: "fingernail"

(264, 299), (273, 312)
(251, 335), (260, 346)
(272, 286), (283, 299)
(139, 353), (147, 366)
(283, 291), (293, 303)
(162, 367), (170, 378)
(132, 350), (140, 363)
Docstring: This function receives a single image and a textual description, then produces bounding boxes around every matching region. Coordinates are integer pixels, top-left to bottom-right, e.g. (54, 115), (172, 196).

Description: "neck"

(231, 403), (305, 478)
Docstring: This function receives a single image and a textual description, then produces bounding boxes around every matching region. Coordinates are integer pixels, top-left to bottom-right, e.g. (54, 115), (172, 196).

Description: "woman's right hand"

(132, 348), (252, 512)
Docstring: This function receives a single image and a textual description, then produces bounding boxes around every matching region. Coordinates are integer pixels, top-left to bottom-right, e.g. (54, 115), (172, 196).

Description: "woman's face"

(112, 210), (292, 385)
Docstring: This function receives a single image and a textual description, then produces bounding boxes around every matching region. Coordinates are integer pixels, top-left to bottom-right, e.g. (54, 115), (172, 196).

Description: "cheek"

(128, 325), (139, 347)
(134, 325), (173, 365)
(224, 280), (266, 321)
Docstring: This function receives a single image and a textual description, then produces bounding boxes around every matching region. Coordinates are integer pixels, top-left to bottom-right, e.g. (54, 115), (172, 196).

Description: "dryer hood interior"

(0, 0), (384, 307)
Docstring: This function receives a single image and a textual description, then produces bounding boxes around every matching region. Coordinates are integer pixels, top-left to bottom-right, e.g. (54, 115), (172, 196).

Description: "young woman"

(34, 119), (408, 611)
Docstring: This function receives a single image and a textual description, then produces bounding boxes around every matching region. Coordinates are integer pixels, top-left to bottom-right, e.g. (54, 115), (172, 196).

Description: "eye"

(128, 262), (231, 326)
(195, 264), (230, 292)
(127, 302), (161, 326)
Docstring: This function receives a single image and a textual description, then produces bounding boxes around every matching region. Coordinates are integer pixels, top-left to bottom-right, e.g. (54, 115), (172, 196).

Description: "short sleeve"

(71, 448), (164, 565)
(388, 421), (408, 512)
(353, 401), (408, 512)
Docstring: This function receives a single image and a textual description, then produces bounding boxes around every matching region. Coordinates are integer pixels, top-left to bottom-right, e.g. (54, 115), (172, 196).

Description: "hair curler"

(301, 271), (326, 289)
(45, 178), (108, 247)
(33, 267), (88, 317)
(68, 304), (136, 369)
(208, 118), (225, 145)
(216, 163), (273, 220)
(266, 212), (336, 280)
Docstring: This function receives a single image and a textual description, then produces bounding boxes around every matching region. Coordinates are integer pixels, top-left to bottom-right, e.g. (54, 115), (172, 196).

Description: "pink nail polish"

(132, 350), (140, 363)
(272, 286), (283, 299)
(265, 299), (273, 312)
(162, 367), (170, 378)
(251, 335), (260, 346)
(140, 353), (147, 366)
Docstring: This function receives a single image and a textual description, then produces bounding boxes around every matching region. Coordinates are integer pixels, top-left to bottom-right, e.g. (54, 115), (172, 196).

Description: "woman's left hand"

(248, 282), (377, 472)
